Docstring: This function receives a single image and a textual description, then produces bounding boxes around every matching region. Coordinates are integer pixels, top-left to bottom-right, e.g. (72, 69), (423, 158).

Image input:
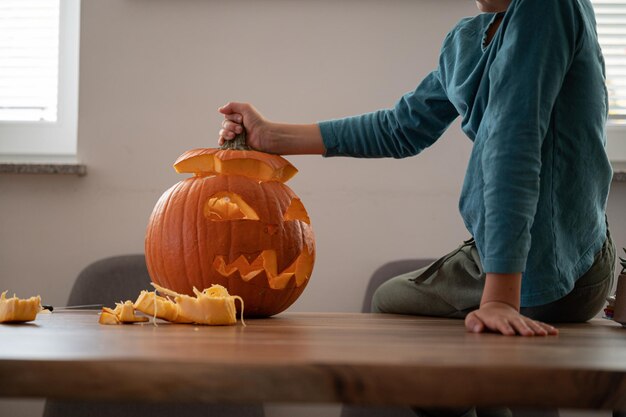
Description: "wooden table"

(1, 312), (626, 409)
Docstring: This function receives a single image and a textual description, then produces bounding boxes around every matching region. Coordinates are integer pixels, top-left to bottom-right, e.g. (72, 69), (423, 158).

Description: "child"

(218, 0), (615, 337)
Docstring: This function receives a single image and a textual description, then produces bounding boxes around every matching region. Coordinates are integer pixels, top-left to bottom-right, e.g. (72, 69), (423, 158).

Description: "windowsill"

(0, 155), (86, 177)
(0, 155), (622, 182)
(614, 171), (626, 182)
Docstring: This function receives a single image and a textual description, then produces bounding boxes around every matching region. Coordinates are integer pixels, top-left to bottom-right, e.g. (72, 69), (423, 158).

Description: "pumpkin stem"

(220, 127), (251, 151)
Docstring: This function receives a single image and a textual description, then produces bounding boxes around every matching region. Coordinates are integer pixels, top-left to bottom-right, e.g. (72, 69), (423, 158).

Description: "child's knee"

(370, 285), (388, 313)
(370, 278), (404, 314)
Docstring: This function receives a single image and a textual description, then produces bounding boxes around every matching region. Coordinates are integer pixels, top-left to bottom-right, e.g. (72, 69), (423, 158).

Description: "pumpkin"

(144, 133), (315, 317)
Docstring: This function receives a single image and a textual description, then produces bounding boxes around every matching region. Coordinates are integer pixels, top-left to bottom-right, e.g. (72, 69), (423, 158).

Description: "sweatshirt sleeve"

(480, 0), (581, 273)
(319, 69), (458, 158)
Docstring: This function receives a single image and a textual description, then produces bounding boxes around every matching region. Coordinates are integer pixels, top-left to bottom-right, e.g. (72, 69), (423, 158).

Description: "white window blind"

(0, 0), (60, 122)
(0, 0), (79, 157)
(593, 0), (626, 124)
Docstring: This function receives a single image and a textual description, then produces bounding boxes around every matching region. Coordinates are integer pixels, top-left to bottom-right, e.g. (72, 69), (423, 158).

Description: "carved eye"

(283, 198), (310, 224)
(204, 192), (259, 221)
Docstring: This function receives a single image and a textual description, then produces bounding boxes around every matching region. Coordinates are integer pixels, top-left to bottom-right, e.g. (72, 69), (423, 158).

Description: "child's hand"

(218, 102), (269, 151)
(218, 103), (325, 155)
(465, 301), (559, 336)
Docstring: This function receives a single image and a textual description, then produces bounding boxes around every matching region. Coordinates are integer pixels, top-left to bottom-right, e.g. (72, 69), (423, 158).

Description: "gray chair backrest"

(361, 258), (435, 313)
(66, 254), (152, 307)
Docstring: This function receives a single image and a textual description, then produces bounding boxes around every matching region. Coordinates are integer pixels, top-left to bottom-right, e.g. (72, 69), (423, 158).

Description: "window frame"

(0, 0), (80, 157)
(607, 126), (626, 162)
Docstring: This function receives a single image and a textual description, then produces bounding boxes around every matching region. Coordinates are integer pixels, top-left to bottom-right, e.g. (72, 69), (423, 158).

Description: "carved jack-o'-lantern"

(145, 135), (315, 317)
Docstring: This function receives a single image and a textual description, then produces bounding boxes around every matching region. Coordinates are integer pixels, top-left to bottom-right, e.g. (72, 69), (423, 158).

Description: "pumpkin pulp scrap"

(134, 290), (186, 323)
(148, 283), (245, 326)
(99, 283), (245, 326)
(98, 300), (149, 325)
(0, 291), (42, 323)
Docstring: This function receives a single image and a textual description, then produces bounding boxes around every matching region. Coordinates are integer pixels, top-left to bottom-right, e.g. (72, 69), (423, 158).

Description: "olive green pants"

(372, 233), (615, 323)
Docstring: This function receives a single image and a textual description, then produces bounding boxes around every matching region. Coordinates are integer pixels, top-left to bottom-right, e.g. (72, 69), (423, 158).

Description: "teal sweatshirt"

(319, 0), (612, 306)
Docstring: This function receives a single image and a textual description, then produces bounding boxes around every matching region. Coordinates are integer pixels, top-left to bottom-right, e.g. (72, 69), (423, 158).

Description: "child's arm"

(464, 273), (558, 336)
(219, 69), (459, 159)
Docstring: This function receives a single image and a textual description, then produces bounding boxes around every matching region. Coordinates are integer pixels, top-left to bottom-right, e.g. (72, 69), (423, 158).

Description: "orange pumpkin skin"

(145, 173), (315, 317)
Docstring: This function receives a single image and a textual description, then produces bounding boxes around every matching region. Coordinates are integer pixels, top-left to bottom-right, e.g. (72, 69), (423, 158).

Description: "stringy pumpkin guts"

(0, 291), (42, 323)
(150, 283), (245, 326)
(98, 284), (245, 326)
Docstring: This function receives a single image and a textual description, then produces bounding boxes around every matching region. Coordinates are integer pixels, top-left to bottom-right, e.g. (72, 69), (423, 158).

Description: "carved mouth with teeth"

(213, 249), (314, 290)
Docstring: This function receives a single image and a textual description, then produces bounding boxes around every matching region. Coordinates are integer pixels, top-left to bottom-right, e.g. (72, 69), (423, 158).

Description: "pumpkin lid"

(173, 148), (298, 183)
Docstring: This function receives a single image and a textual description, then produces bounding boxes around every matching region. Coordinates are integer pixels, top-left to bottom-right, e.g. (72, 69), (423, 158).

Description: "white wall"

(0, 1), (620, 416)
(1, 0), (478, 312)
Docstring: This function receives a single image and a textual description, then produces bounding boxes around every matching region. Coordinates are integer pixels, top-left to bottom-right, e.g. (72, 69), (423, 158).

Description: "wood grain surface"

(0, 312), (625, 409)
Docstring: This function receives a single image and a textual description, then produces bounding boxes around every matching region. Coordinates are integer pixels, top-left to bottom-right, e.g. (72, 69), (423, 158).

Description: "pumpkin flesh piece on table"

(114, 301), (148, 323)
(134, 290), (189, 323)
(99, 285), (244, 326)
(0, 291), (42, 323)
(151, 283), (244, 326)
(98, 301), (148, 325)
(98, 309), (120, 325)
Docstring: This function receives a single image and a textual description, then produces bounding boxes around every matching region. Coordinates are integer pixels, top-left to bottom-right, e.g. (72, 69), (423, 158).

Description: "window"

(0, 0), (80, 157)
(592, 0), (626, 161)
(593, 0), (626, 124)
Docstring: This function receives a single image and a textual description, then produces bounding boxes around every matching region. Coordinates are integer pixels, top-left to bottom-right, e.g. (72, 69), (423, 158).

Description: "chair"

(43, 254), (265, 417)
